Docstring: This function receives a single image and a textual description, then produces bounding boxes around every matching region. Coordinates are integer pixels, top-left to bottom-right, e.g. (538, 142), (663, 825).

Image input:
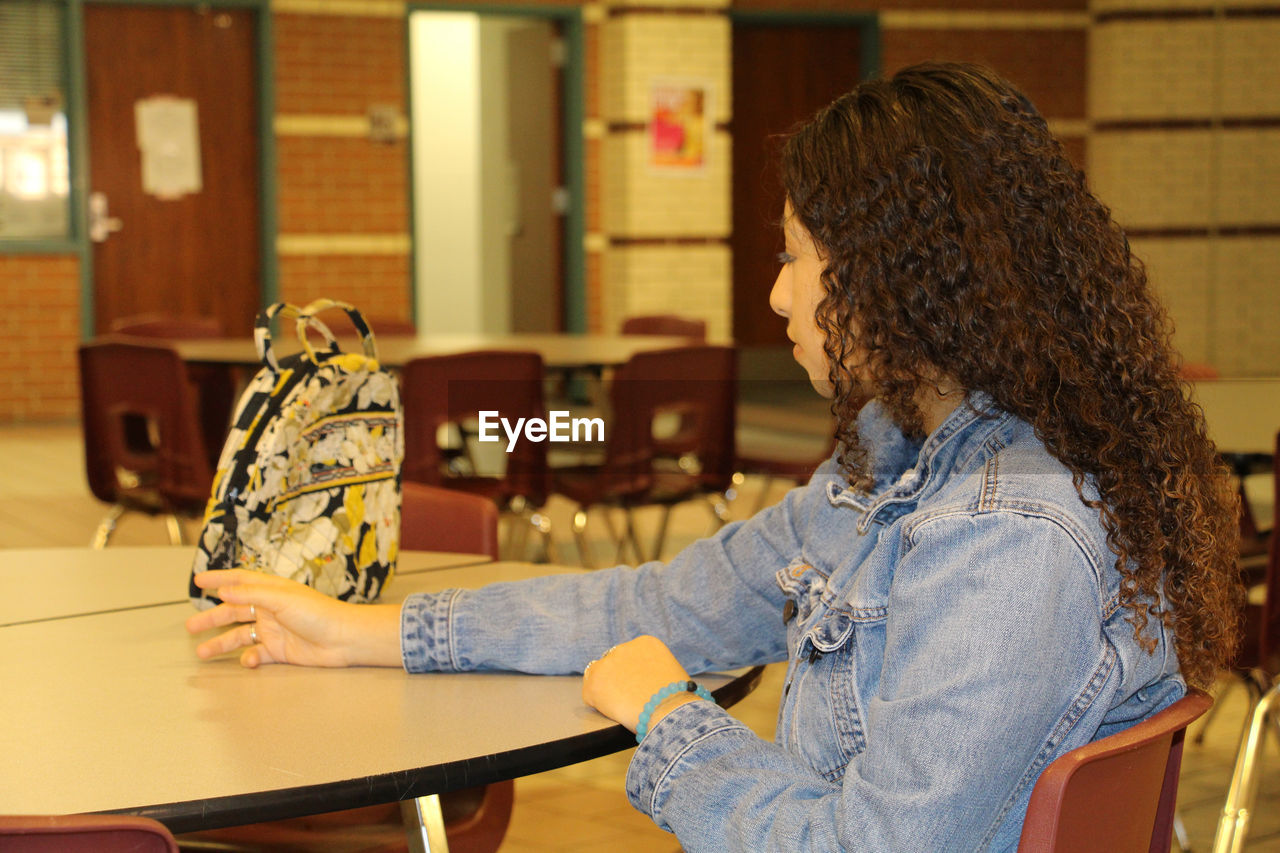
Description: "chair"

(553, 345), (736, 566)
(1016, 689), (1213, 853)
(620, 313), (707, 340)
(400, 481), (500, 557)
(177, 482), (514, 853)
(1211, 430), (1280, 853)
(620, 315), (708, 460)
(0, 814), (178, 852)
(78, 339), (214, 547)
(732, 437), (837, 516)
(402, 351), (553, 560)
(110, 313), (237, 471)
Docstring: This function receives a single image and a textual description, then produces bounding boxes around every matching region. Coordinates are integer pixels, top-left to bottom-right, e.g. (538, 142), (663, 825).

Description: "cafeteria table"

(0, 546), (490, 627)
(170, 331), (695, 372)
(2, 549), (763, 850)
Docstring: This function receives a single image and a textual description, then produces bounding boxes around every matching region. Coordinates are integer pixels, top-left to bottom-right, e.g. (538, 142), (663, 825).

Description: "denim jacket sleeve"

(625, 509), (1117, 852)
(399, 470), (830, 675)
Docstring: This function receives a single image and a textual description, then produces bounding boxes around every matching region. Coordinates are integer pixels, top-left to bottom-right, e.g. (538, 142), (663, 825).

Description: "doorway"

(730, 18), (872, 350)
(83, 3), (262, 336)
(409, 10), (568, 335)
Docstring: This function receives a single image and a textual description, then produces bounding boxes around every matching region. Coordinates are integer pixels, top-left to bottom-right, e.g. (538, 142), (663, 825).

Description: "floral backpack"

(189, 299), (403, 609)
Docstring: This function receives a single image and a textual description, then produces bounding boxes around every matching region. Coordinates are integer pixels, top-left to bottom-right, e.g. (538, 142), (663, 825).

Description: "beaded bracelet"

(636, 680), (714, 744)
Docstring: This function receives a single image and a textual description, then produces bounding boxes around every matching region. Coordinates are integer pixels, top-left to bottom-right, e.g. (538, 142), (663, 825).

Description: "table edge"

(111, 665), (765, 833)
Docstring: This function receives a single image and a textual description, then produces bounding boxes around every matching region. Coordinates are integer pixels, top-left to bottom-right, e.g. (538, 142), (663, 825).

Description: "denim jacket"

(400, 394), (1183, 851)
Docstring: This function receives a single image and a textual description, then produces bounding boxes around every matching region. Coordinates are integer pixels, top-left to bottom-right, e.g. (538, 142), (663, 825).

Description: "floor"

(3, 419), (1278, 852)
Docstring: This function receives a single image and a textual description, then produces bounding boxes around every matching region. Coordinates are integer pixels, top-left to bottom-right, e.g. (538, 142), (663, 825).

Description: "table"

(0, 546), (490, 627)
(1, 551), (762, 843)
(172, 332), (694, 372)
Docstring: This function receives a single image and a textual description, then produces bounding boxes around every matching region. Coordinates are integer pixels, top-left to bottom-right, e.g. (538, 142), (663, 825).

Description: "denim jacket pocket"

(778, 561), (887, 784)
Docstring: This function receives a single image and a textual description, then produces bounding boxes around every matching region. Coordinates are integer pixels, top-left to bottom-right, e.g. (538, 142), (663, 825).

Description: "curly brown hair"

(780, 62), (1241, 690)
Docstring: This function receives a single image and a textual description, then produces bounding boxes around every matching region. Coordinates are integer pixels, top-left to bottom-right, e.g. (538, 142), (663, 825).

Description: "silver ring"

(249, 604), (257, 622)
(250, 625), (259, 645)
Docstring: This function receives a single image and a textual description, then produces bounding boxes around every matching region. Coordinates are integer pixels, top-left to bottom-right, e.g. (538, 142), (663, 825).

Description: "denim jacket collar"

(827, 391), (1013, 532)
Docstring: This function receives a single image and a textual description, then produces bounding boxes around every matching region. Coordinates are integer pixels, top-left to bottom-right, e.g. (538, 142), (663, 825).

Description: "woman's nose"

(769, 267), (790, 319)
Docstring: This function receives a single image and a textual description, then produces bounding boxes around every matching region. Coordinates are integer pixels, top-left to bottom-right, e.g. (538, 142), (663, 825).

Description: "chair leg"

(504, 496), (531, 560)
(165, 514), (186, 546)
(623, 509), (645, 564)
(1212, 677), (1280, 853)
(651, 505), (673, 562)
(91, 504), (126, 549)
(1195, 676), (1240, 745)
(400, 794), (450, 852)
(600, 507), (624, 553)
(572, 508), (595, 569)
(706, 493), (732, 526)
(528, 510), (557, 563)
(1173, 811), (1191, 852)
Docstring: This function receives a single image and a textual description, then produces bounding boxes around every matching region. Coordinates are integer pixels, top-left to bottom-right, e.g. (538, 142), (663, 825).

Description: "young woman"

(188, 62), (1242, 850)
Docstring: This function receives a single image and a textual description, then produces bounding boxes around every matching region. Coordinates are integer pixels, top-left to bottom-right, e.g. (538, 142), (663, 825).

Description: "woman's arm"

(405, 475), (821, 676)
(185, 569), (403, 668)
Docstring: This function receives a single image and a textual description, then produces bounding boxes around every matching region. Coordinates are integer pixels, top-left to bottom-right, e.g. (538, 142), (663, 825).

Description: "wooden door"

(506, 20), (563, 333)
(731, 23), (864, 347)
(84, 4), (260, 336)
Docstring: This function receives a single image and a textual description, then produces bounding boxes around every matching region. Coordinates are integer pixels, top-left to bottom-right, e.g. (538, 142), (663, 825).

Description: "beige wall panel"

(1089, 20), (1216, 120)
(602, 16), (731, 123)
(1215, 237), (1280, 375)
(1217, 129), (1280, 225)
(1089, 131), (1213, 228)
(603, 133), (731, 237)
(1129, 237), (1212, 365)
(1221, 20), (1280, 116)
(603, 245), (732, 339)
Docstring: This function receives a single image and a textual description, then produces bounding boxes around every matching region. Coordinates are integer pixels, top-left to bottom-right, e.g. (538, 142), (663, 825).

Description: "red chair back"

(401, 481), (500, 559)
(110, 313), (235, 468)
(1016, 689), (1212, 853)
(601, 345), (736, 498)
(621, 314), (707, 340)
(0, 814), (177, 852)
(78, 339), (213, 511)
(402, 350), (549, 505)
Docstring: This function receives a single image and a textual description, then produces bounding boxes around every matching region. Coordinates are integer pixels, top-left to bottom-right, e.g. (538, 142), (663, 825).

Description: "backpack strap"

(254, 302), (344, 372)
(300, 298), (379, 360)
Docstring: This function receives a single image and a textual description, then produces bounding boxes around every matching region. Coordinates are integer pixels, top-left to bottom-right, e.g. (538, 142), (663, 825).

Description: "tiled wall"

(598, 2), (733, 339)
(1088, 2), (1280, 375)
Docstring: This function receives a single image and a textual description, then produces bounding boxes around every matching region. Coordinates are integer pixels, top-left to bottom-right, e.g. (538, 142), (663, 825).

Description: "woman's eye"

(776, 252), (796, 265)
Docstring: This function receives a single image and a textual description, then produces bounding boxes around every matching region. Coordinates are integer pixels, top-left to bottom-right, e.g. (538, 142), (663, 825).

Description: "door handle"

(89, 191), (124, 242)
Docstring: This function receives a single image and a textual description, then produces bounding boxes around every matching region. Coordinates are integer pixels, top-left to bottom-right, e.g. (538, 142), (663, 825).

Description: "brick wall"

(0, 255), (81, 420)
(272, 6), (412, 322)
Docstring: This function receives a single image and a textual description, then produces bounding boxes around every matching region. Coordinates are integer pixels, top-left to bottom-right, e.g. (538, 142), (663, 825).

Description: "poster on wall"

(134, 95), (203, 200)
(649, 78), (710, 173)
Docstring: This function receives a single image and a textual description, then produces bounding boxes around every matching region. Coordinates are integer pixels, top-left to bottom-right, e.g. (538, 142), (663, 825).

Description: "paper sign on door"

(134, 96), (202, 200)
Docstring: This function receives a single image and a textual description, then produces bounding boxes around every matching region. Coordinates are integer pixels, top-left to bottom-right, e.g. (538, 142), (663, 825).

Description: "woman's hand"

(581, 635), (701, 733)
(185, 570), (402, 669)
